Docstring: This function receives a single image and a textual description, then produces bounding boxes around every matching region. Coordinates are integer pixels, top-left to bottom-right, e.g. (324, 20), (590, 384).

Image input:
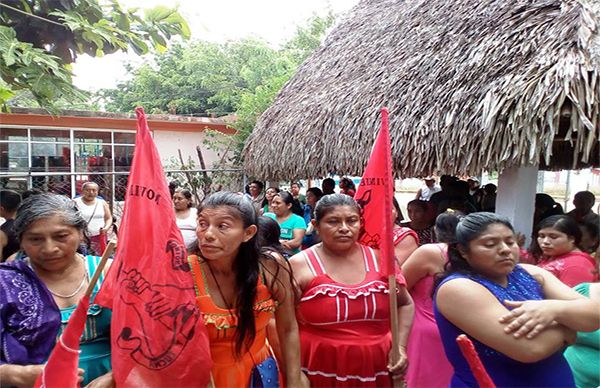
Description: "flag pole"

(388, 274), (401, 387)
(84, 240), (117, 297)
(381, 107), (402, 387)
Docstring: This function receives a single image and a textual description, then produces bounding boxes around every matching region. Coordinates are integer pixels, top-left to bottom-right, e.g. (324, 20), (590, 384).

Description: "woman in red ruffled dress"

(531, 215), (598, 287)
(290, 194), (414, 387)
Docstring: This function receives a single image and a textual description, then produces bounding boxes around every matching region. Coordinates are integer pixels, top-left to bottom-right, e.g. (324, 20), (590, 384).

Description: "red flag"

(34, 295), (90, 388)
(95, 108), (212, 386)
(356, 108), (396, 276)
(456, 335), (496, 387)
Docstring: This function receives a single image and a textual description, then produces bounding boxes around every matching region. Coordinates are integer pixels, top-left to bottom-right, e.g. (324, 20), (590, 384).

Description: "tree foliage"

(0, 0), (190, 110)
(101, 12), (336, 163)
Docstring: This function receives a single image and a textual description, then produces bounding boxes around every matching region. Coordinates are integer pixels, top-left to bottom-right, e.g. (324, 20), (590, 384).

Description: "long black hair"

(392, 197), (404, 225)
(257, 216), (292, 259)
(434, 210), (464, 244)
(434, 212), (514, 289)
(197, 191), (262, 356)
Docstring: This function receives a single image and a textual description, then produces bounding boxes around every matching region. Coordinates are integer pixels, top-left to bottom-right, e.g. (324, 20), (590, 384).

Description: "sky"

(72, 0), (359, 91)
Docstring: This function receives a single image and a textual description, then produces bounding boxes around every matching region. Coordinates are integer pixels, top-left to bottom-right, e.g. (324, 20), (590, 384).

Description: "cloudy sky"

(72, 0), (359, 91)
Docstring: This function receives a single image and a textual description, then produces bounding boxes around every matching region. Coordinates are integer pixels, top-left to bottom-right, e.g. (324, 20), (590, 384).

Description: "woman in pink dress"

(401, 211), (461, 387)
(290, 194), (414, 386)
(531, 215), (598, 287)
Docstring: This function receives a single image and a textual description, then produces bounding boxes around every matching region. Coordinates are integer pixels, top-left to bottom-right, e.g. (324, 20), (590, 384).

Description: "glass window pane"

(74, 144), (112, 173)
(0, 176), (28, 192)
(31, 175), (72, 196)
(0, 142), (28, 172)
(115, 174), (129, 202)
(31, 143), (71, 172)
(74, 130), (111, 144)
(0, 127), (27, 141)
(114, 132), (135, 145)
(30, 128), (70, 142)
(114, 146), (134, 172)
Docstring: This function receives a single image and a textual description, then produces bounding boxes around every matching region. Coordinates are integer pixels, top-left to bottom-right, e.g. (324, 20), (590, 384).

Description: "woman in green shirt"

(564, 282), (600, 388)
(264, 191), (306, 254)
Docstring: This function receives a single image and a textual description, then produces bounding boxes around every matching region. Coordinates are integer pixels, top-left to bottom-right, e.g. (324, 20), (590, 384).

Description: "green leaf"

(0, 87), (15, 101)
(144, 6), (175, 22)
(150, 31), (167, 48)
(130, 38), (149, 55)
(2, 43), (17, 66)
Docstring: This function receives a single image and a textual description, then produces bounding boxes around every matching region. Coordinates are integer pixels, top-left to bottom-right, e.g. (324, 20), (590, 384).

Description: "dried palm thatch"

(243, 0), (600, 180)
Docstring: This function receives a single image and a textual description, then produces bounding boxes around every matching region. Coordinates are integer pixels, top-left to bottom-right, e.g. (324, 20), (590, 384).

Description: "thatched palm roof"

(243, 0), (600, 180)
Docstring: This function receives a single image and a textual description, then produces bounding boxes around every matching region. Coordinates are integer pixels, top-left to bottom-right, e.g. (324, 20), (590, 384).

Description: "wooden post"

(388, 274), (401, 387)
(84, 240), (117, 297)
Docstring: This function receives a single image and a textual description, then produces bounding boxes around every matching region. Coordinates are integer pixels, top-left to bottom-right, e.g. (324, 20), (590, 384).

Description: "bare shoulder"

(519, 263), (549, 285)
(260, 251), (289, 275)
(519, 263), (543, 274)
(287, 250), (314, 292)
(414, 244), (445, 259)
(288, 251), (308, 271)
(436, 277), (494, 306)
(403, 244), (445, 268)
(520, 263), (584, 300)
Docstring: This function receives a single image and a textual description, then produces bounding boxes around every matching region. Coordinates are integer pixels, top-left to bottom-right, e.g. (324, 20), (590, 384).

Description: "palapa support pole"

(84, 240), (117, 297)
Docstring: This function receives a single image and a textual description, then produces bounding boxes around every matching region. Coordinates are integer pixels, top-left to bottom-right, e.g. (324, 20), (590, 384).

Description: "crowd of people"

(0, 176), (599, 387)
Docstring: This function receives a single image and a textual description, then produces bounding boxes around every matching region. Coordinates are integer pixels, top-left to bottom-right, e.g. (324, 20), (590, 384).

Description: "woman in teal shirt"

(564, 282), (599, 388)
(264, 191), (306, 254)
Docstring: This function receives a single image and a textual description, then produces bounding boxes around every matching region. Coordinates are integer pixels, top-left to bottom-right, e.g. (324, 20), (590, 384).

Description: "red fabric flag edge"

(34, 295), (90, 388)
(356, 107), (396, 276)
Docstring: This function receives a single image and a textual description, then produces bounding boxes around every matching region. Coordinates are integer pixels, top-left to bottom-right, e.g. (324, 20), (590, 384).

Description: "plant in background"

(99, 12), (336, 165)
(0, 0), (190, 111)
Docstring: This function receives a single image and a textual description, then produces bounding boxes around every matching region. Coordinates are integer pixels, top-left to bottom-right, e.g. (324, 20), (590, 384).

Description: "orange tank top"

(188, 255), (278, 387)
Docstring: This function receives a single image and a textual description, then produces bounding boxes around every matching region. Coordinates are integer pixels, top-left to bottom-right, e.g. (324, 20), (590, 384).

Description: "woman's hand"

(85, 371), (115, 388)
(387, 345), (408, 381)
(499, 300), (560, 339)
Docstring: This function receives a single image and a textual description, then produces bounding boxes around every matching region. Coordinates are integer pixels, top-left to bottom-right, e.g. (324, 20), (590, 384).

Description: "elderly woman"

(173, 188), (198, 252)
(0, 194), (113, 387)
(74, 181), (112, 256)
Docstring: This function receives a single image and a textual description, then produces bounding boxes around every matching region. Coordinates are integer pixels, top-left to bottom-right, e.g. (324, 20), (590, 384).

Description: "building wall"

(153, 130), (224, 169)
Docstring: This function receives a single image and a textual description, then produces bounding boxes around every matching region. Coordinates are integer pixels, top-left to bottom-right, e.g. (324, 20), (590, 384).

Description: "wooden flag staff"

(388, 274), (401, 387)
(84, 240), (117, 298)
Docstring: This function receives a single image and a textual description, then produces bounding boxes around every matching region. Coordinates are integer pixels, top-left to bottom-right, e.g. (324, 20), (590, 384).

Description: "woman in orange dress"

(188, 191), (306, 387)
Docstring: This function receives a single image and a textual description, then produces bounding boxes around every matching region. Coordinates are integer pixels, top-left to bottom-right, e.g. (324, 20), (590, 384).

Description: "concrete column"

(496, 165), (539, 246)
